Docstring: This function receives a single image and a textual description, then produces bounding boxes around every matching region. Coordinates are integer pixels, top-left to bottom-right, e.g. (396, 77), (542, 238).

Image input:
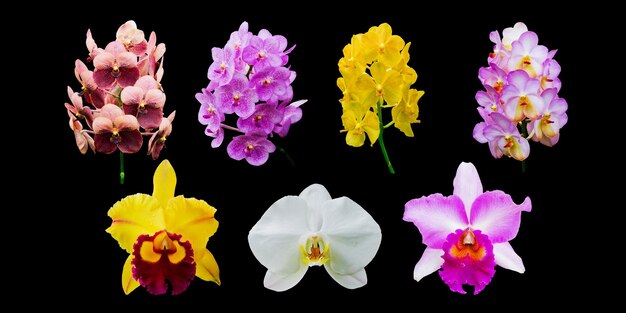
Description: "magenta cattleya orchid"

(474, 22), (568, 163)
(121, 76), (165, 130)
(65, 21), (175, 183)
(403, 162), (531, 295)
(197, 21), (306, 166)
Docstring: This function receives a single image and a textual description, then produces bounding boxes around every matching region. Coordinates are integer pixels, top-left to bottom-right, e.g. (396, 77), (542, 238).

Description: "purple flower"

(528, 88), (568, 147)
(482, 112), (530, 161)
(502, 69), (544, 122)
(196, 88), (224, 132)
(214, 74), (258, 118)
(541, 56), (561, 91)
(237, 103), (283, 135)
(475, 85), (501, 119)
(250, 67), (291, 104)
(508, 31), (549, 78)
(227, 133), (276, 166)
(478, 63), (507, 94)
(205, 127), (224, 148)
(404, 162), (531, 295)
(207, 47), (235, 90)
(273, 99), (306, 137)
(242, 33), (288, 71)
(226, 22), (253, 73)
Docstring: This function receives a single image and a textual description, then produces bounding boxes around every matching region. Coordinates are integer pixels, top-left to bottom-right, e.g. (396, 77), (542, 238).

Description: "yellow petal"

(164, 196), (218, 256)
(122, 255), (140, 295)
(196, 248), (221, 285)
(341, 110), (358, 130)
(382, 71), (404, 105)
(346, 129), (366, 147)
(363, 110), (381, 145)
(153, 160), (177, 209)
(106, 193), (165, 253)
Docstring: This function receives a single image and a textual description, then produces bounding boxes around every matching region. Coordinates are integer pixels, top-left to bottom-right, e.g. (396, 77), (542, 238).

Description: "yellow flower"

(341, 109), (380, 147)
(362, 23), (406, 67)
(106, 160), (220, 295)
(338, 35), (368, 76)
(395, 42), (418, 85)
(392, 88), (424, 137)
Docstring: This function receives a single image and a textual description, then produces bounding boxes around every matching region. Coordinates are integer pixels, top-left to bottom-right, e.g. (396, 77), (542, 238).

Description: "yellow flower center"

(258, 51), (266, 59)
(493, 81), (504, 93)
(519, 96), (529, 106)
(300, 234), (329, 266)
(376, 84), (384, 97)
(504, 135), (514, 148)
(263, 78), (272, 86)
(220, 63), (226, 71)
(246, 144), (254, 152)
(255, 114), (263, 122)
(233, 94), (240, 102)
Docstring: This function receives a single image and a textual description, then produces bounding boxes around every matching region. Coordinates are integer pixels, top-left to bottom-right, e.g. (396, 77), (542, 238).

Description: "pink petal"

(74, 60), (88, 81)
(452, 162), (483, 217)
(144, 89), (165, 108)
(117, 52), (138, 68)
(470, 191), (531, 243)
(93, 52), (114, 70)
(117, 67), (140, 87)
(121, 86), (144, 106)
(93, 69), (115, 88)
(92, 116), (113, 133)
(493, 242), (525, 273)
(137, 107), (164, 130)
(403, 194), (468, 249)
(135, 75), (158, 92)
(97, 104), (124, 120)
(413, 248), (444, 282)
(114, 115), (140, 131)
(105, 41), (127, 56)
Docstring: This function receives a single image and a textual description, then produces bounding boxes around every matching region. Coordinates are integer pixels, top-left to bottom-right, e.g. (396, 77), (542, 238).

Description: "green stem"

(384, 121), (394, 129)
(377, 101), (395, 174)
(520, 120), (528, 173)
(278, 147), (295, 167)
(119, 151), (125, 185)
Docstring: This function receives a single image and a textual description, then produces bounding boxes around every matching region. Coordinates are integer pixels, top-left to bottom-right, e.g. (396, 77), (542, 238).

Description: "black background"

(37, 4), (608, 309)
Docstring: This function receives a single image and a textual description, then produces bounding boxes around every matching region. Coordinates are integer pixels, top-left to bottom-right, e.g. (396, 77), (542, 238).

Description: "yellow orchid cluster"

(338, 23), (424, 173)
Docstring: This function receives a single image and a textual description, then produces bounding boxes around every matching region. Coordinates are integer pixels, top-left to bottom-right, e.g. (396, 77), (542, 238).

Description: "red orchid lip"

(131, 231), (196, 295)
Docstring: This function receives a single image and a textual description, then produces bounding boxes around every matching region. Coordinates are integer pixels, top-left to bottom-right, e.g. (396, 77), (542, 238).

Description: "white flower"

(248, 184), (382, 291)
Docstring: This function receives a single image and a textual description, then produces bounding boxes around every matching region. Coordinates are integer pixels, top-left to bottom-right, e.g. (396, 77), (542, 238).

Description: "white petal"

(413, 248), (444, 281)
(263, 267), (308, 292)
(299, 183), (331, 230)
(248, 196), (311, 275)
(325, 266), (367, 289)
(321, 197), (382, 275)
(493, 242), (525, 273)
(453, 162), (483, 218)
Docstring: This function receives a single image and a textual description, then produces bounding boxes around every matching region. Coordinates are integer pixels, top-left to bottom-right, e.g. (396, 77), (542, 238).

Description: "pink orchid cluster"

(473, 22), (568, 161)
(197, 21), (306, 166)
(65, 20), (175, 160)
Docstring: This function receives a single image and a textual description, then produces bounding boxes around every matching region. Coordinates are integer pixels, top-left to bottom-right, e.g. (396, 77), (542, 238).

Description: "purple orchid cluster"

(197, 21), (306, 166)
(65, 21), (175, 160)
(473, 22), (568, 161)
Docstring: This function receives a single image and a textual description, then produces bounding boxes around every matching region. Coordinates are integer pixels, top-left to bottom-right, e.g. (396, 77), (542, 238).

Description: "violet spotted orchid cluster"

(197, 22), (306, 166)
(65, 21), (175, 163)
(473, 22), (568, 163)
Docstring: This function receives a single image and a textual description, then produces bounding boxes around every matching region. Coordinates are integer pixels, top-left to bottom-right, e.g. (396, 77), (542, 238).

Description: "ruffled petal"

(164, 196), (218, 259)
(106, 193), (165, 253)
(403, 194), (468, 249)
(470, 191), (531, 243)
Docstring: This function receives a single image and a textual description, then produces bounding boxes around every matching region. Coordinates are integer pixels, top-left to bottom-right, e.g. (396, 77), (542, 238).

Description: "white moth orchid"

(248, 184), (382, 291)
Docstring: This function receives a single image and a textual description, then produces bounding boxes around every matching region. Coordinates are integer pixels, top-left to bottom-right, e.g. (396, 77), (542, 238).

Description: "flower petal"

(106, 193), (165, 253)
(299, 183), (331, 231)
(325, 267), (367, 289)
(493, 242), (525, 273)
(164, 196), (218, 260)
(152, 160), (176, 209)
(452, 162), (483, 218)
(321, 197), (382, 275)
(403, 194), (468, 249)
(470, 191), (532, 243)
(122, 255), (140, 295)
(121, 86), (143, 106)
(413, 247), (444, 282)
(248, 196), (311, 275)
(263, 267), (308, 292)
(195, 248), (221, 284)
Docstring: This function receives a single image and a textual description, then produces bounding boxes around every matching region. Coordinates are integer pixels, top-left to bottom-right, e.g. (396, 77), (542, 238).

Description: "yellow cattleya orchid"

(106, 160), (220, 295)
(392, 89), (424, 137)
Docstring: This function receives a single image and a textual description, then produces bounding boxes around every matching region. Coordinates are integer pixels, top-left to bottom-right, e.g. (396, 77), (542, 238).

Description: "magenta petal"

(246, 146), (270, 166)
(403, 194), (468, 249)
(470, 191), (532, 243)
(439, 229), (496, 295)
